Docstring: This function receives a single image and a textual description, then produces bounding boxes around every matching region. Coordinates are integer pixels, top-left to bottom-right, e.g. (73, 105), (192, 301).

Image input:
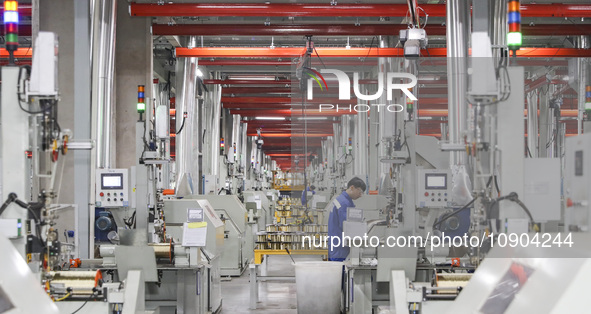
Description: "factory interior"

(2, 0), (591, 313)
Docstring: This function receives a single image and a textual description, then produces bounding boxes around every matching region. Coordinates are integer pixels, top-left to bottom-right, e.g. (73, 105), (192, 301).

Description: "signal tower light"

(507, 0), (522, 54)
(137, 85), (146, 121)
(4, 1), (19, 64)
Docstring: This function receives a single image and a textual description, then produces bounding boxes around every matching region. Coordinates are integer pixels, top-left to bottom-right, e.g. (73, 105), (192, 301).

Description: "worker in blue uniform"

(328, 177), (366, 261)
(301, 185), (316, 206)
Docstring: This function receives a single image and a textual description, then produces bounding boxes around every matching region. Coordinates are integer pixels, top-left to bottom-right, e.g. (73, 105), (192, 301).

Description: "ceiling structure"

(4, 1), (591, 169)
(142, 1), (591, 168)
(143, 1), (591, 169)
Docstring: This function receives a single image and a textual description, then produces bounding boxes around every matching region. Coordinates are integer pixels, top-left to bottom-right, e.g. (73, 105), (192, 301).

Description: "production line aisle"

(221, 255), (322, 313)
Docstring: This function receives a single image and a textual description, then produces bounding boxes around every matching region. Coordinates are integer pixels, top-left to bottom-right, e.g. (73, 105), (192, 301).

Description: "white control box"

(28, 32), (58, 97)
(96, 169), (129, 208)
(0, 219), (23, 238)
(416, 169), (452, 208)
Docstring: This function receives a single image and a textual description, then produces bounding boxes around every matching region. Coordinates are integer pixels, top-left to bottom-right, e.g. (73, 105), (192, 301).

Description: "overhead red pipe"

(245, 120), (336, 125)
(417, 109), (578, 118)
(263, 142), (322, 147)
(223, 104), (312, 109)
(155, 23), (590, 37)
(522, 24), (591, 36)
(0, 48), (33, 58)
(132, 3), (591, 18)
(223, 87), (292, 94)
(230, 109), (355, 116)
(267, 153), (316, 157)
(222, 97), (358, 105)
(131, 3), (446, 17)
(250, 133), (332, 137)
(250, 129), (334, 134)
(0, 59), (31, 66)
(179, 47), (591, 58)
(176, 47), (444, 58)
(520, 4), (591, 18)
(153, 23), (446, 36)
(200, 59), (293, 66)
(204, 79), (291, 85)
(18, 25), (32, 37)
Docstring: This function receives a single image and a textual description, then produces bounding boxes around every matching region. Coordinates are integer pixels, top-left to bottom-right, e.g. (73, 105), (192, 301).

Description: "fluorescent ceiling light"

(255, 117), (286, 120)
(297, 117), (329, 120)
(228, 75), (276, 80)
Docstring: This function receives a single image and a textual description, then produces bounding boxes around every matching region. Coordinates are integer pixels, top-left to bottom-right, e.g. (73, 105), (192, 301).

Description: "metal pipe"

(241, 121), (248, 173)
(446, 0), (470, 166)
(208, 72), (223, 176)
(92, 0), (117, 168)
(356, 106), (369, 183)
(229, 114), (241, 163)
(175, 36), (198, 193)
(577, 36), (590, 135)
(527, 92), (538, 157)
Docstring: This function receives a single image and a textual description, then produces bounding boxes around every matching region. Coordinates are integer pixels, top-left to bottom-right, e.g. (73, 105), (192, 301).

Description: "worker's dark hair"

(347, 177), (366, 192)
(310, 185), (316, 190)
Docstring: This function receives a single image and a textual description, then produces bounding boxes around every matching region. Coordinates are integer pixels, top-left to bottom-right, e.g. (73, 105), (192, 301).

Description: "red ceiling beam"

(132, 3), (591, 18)
(200, 59), (293, 66)
(203, 59), (567, 68)
(245, 120), (336, 125)
(248, 126), (334, 131)
(249, 133), (332, 137)
(178, 47), (591, 58)
(0, 48), (32, 58)
(177, 47), (445, 58)
(18, 25), (32, 37)
(156, 23), (590, 37)
(132, 3), (446, 17)
(522, 24), (591, 36)
(154, 24), (446, 36)
(520, 4), (591, 18)
(222, 97), (357, 105)
(230, 109), (355, 116)
(223, 87), (292, 94)
(223, 104), (314, 109)
(418, 109), (578, 118)
(202, 59), (377, 67)
(204, 79), (291, 85)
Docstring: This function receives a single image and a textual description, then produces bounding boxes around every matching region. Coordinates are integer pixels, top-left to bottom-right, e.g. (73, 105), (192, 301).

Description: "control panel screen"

(101, 173), (123, 189)
(425, 174), (447, 189)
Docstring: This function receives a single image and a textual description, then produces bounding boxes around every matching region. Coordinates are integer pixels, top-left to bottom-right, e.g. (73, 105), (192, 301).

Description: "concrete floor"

(220, 255), (324, 313)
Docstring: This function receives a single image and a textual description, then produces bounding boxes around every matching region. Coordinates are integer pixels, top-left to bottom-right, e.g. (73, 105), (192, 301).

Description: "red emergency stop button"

(100, 192), (104, 197)
(424, 192), (429, 196)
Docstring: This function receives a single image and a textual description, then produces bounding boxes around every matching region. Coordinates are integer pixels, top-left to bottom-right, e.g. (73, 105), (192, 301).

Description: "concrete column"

(39, 0), (79, 255)
(74, 0), (91, 258)
(115, 0), (153, 169)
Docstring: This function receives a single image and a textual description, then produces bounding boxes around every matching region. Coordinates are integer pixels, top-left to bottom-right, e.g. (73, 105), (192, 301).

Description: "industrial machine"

(189, 194), (254, 276)
(63, 199), (225, 314)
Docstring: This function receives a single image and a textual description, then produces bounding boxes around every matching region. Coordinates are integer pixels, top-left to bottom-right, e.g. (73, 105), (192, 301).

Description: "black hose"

(433, 197), (478, 230)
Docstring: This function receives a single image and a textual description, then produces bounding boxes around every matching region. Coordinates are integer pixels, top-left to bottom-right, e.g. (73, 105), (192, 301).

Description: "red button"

(100, 192), (104, 197)
(424, 192), (429, 196)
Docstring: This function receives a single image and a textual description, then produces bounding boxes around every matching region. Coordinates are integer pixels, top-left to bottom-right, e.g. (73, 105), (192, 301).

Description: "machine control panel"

(96, 168), (129, 208)
(417, 169), (452, 208)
